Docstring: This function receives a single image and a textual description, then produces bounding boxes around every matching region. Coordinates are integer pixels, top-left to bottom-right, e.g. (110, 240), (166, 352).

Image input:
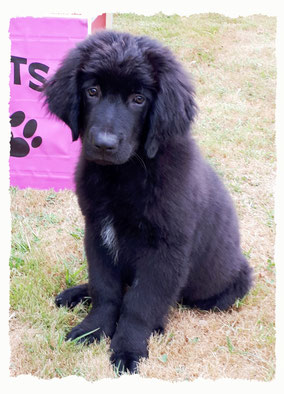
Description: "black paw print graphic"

(10, 111), (42, 157)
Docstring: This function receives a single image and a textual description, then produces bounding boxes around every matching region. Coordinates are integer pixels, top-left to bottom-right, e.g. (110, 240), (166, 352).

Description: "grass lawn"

(9, 13), (276, 381)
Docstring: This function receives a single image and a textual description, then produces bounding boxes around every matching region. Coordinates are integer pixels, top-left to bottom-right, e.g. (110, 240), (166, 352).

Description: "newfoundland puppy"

(44, 30), (253, 374)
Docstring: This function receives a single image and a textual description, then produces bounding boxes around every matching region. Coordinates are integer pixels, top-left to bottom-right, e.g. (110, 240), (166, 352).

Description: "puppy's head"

(44, 31), (197, 165)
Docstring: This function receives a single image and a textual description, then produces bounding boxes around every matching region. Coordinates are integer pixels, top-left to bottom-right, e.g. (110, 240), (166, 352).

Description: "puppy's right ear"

(43, 48), (82, 141)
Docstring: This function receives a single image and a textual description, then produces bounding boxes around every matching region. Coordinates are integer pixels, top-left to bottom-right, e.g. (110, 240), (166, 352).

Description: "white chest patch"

(100, 217), (119, 263)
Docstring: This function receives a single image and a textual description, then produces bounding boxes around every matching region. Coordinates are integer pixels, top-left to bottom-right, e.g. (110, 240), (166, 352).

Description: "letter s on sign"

(29, 62), (50, 92)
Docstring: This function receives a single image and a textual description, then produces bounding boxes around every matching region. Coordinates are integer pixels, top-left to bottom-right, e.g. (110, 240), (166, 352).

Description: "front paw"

(55, 285), (90, 309)
(66, 323), (100, 344)
(110, 351), (143, 375)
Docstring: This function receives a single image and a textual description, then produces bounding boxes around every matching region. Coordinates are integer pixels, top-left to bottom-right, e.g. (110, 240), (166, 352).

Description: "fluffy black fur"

(44, 30), (253, 374)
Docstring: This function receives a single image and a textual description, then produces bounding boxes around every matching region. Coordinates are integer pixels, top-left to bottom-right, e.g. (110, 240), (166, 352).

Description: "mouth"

(84, 147), (116, 165)
(83, 144), (132, 166)
(93, 158), (115, 166)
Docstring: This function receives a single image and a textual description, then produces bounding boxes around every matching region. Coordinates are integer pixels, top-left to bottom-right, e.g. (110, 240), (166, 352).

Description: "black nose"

(92, 132), (119, 152)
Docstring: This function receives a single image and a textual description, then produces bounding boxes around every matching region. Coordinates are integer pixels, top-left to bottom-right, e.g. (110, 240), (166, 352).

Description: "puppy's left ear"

(145, 49), (197, 158)
(43, 48), (82, 141)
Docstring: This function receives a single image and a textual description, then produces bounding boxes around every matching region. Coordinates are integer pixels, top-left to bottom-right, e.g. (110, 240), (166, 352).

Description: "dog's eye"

(132, 94), (145, 105)
(87, 86), (100, 97)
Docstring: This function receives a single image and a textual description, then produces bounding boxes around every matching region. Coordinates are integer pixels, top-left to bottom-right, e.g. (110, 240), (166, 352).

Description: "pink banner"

(9, 17), (88, 191)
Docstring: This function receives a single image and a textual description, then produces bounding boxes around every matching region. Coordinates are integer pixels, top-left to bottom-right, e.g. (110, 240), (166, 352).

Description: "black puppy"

(44, 30), (253, 374)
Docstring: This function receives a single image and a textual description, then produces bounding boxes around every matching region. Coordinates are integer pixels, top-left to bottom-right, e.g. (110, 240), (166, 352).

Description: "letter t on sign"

(11, 56), (27, 85)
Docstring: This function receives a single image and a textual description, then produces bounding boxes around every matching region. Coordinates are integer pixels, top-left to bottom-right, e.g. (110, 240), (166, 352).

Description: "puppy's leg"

(55, 283), (90, 308)
(65, 223), (123, 344)
(184, 261), (253, 311)
(110, 247), (189, 374)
